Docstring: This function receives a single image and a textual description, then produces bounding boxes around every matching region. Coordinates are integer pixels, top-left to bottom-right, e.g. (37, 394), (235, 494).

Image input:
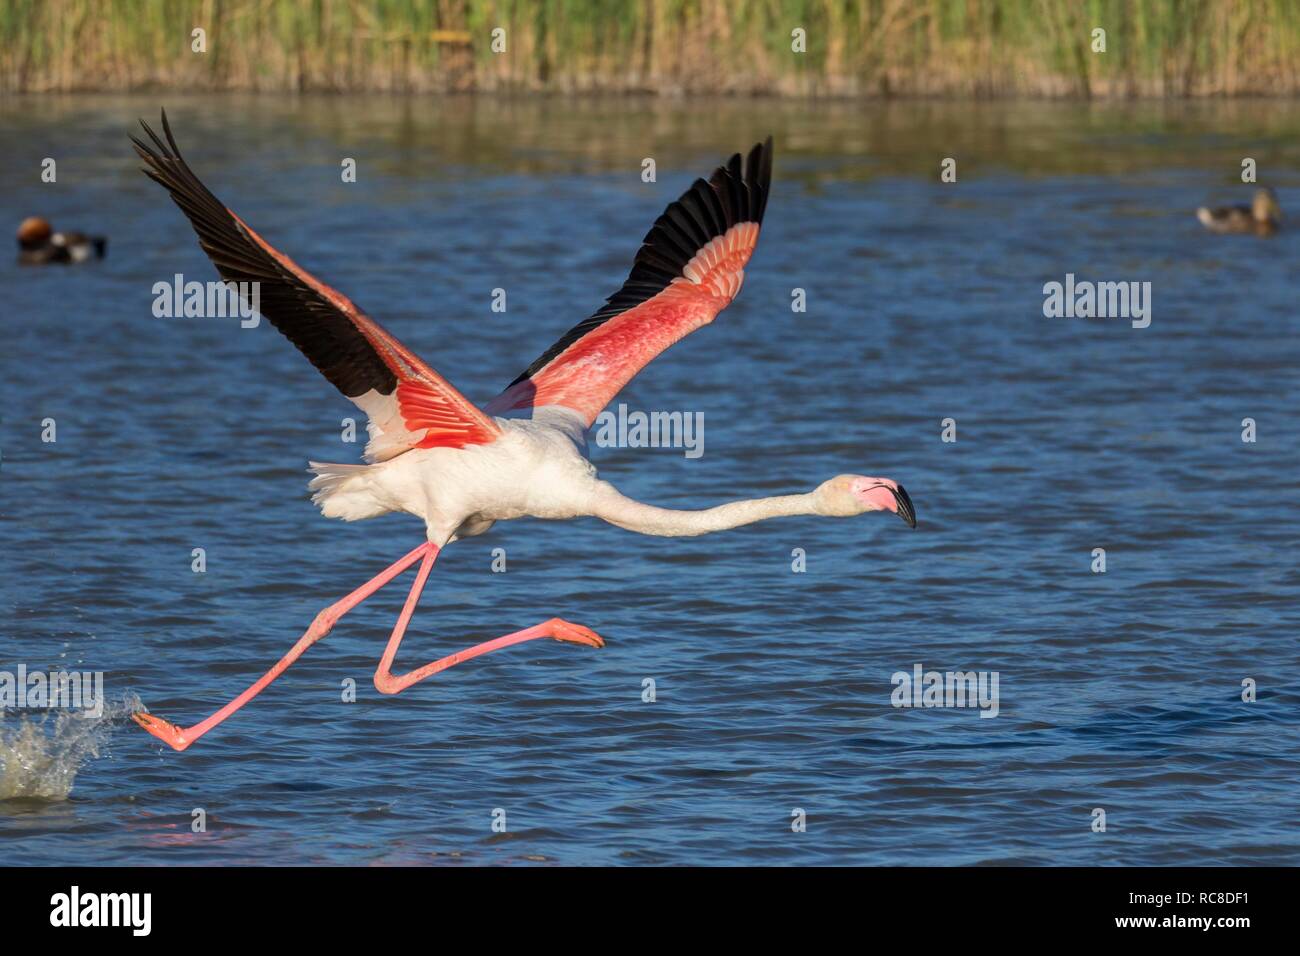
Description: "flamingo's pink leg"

(133, 541), (603, 751)
(133, 541), (434, 751)
(371, 546), (604, 695)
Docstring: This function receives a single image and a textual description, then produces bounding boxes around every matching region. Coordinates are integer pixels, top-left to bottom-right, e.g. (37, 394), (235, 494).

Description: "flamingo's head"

(17, 216), (53, 249)
(814, 474), (916, 528)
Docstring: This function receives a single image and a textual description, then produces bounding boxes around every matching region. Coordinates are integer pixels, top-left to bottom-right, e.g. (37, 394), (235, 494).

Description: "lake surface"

(1, 94), (1297, 865)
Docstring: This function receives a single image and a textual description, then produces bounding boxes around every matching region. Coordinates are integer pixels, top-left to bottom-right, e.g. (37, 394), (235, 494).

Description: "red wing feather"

(133, 110), (500, 458)
(488, 139), (772, 427)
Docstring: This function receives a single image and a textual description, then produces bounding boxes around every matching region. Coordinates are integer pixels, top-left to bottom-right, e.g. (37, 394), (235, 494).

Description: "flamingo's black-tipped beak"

(893, 484), (917, 529)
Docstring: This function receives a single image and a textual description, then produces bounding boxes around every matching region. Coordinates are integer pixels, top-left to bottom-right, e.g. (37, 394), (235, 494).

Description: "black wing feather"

(131, 110), (396, 398)
(506, 137), (773, 389)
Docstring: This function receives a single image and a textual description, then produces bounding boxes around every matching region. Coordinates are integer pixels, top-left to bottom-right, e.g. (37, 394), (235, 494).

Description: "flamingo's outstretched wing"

(486, 138), (773, 427)
(132, 111), (501, 462)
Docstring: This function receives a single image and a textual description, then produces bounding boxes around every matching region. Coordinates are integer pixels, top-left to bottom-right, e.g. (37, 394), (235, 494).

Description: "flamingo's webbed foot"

(547, 619), (605, 648)
(133, 710), (192, 752)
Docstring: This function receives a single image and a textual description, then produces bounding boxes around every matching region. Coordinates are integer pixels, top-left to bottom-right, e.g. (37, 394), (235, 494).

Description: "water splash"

(0, 693), (141, 800)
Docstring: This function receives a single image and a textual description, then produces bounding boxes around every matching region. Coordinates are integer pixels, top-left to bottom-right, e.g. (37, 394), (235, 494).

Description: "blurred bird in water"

(1196, 188), (1281, 236)
(16, 216), (107, 264)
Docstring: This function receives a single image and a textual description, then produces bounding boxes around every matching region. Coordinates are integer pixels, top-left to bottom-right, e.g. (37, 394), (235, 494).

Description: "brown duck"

(1196, 188), (1281, 236)
(16, 216), (107, 264)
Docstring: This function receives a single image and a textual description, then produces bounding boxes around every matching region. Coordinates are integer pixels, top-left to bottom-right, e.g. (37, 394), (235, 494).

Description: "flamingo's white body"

(129, 113), (915, 751)
(309, 409), (596, 538)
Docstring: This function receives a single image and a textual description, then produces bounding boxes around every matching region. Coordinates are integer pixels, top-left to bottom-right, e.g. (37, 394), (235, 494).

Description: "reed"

(2, 0), (1298, 96)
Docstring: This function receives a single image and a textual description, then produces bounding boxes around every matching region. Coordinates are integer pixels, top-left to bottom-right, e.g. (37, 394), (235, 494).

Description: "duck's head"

(17, 216), (53, 249)
(1253, 188), (1281, 224)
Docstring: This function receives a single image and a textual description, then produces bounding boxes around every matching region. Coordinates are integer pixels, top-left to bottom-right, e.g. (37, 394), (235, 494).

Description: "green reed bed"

(3, 0), (1299, 96)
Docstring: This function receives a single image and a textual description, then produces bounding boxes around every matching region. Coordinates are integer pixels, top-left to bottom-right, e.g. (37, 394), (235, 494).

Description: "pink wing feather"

(487, 139), (773, 427)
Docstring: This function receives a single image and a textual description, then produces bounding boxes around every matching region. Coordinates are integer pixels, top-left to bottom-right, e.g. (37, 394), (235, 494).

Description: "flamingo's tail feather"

(307, 461), (389, 521)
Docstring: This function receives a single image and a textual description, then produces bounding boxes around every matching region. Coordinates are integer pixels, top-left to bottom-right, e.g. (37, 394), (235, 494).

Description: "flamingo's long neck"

(590, 488), (817, 538)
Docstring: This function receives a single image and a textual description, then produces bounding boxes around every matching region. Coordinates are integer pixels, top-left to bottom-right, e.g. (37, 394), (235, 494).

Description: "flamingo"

(129, 112), (916, 752)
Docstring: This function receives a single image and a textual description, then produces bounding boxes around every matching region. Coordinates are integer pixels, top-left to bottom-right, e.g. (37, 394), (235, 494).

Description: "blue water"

(2, 96), (1298, 865)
